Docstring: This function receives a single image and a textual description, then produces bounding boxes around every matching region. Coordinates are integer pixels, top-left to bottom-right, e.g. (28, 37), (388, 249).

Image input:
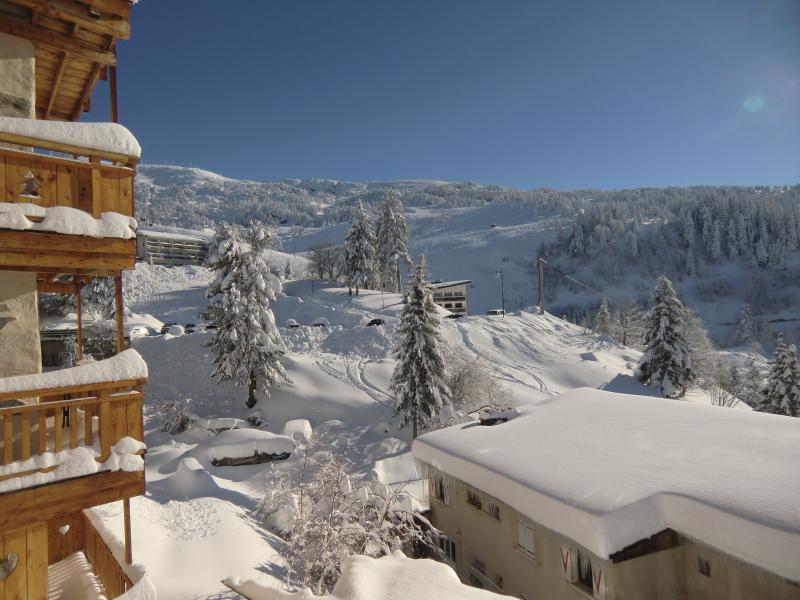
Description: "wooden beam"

(114, 271), (123, 352)
(75, 279), (83, 360)
(123, 497), (132, 564)
(10, 0), (131, 38)
(0, 16), (117, 65)
(0, 470), (144, 531)
(0, 144), (136, 173)
(84, 0), (134, 19)
(36, 280), (78, 293)
(109, 64), (118, 123)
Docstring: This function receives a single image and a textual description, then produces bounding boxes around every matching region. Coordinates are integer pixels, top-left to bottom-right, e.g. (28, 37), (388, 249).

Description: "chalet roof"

(413, 388), (800, 582)
(0, 0), (134, 121)
(430, 280), (471, 289)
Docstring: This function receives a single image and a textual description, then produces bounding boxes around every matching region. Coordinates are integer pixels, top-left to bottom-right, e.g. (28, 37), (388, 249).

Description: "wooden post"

(123, 498), (133, 565)
(114, 272), (124, 353)
(538, 258), (545, 315)
(75, 279), (83, 362)
(109, 65), (119, 124)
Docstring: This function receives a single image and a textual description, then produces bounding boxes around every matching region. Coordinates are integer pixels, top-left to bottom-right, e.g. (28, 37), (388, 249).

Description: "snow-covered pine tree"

(734, 303), (754, 344)
(708, 220), (722, 262)
(390, 256), (451, 438)
(375, 192), (411, 292)
(201, 221), (287, 408)
(759, 340), (800, 417)
(595, 299), (612, 335)
(568, 223), (584, 257)
(636, 275), (695, 397)
(283, 259), (293, 280)
(343, 201), (376, 295)
(82, 277), (116, 320)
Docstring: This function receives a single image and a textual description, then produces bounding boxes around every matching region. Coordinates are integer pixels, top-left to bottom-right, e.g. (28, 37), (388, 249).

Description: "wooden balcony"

(0, 127), (137, 277)
(0, 375), (145, 527)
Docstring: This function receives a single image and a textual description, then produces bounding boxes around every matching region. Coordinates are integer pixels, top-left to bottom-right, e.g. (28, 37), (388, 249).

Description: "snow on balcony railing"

(0, 349), (147, 396)
(0, 203), (137, 239)
(0, 116), (141, 162)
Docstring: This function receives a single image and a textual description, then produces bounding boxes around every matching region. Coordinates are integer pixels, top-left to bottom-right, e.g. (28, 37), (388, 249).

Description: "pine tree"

(83, 277), (116, 320)
(283, 260), (293, 280)
(708, 220), (722, 262)
(201, 221), (286, 408)
(375, 193), (411, 292)
(759, 341), (800, 417)
(595, 299), (612, 335)
(390, 256), (451, 438)
(568, 223), (584, 257)
(636, 275), (695, 397)
(343, 201), (376, 295)
(685, 246), (696, 276)
(734, 304), (754, 345)
(726, 216), (738, 257)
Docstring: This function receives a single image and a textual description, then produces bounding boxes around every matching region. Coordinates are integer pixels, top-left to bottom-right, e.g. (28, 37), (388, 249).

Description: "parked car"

(444, 313), (464, 319)
(185, 323), (197, 334)
(367, 318), (385, 327)
(166, 324), (185, 336)
(128, 325), (149, 338)
(286, 319), (300, 329)
(486, 309), (505, 316)
(160, 322), (177, 335)
(311, 317), (331, 328)
(205, 324), (218, 331)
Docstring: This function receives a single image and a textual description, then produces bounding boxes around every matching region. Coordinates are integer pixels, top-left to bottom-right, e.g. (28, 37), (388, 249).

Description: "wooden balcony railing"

(0, 132), (136, 219)
(0, 377), (144, 485)
(84, 511), (134, 597)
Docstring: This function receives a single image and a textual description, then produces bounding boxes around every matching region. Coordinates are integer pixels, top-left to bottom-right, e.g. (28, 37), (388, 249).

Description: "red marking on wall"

(594, 569), (603, 593)
(561, 548), (571, 574)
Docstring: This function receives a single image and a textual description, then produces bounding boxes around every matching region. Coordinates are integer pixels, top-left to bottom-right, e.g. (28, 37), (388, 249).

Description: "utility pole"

(538, 258), (545, 315)
(496, 270), (505, 317)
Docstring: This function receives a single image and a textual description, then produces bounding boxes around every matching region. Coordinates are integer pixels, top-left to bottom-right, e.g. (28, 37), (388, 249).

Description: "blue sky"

(90, 1), (799, 189)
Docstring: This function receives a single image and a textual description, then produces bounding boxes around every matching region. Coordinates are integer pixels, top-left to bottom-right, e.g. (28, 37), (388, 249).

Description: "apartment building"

(413, 388), (800, 600)
(430, 280), (471, 315)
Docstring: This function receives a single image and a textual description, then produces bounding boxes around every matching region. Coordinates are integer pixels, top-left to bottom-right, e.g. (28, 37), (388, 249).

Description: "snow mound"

(0, 116), (141, 158)
(282, 419), (312, 444)
(413, 387), (800, 582)
(197, 429), (295, 464)
(0, 349), (147, 395)
(224, 551), (506, 599)
(168, 458), (220, 499)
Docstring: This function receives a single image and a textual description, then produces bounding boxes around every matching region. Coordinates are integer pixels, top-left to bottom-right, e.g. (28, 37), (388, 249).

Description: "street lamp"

(495, 270), (505, 317)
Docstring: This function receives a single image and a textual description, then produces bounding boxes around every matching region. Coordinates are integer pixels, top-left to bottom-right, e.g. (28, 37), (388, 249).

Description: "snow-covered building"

(0, 3), (153, 597)
(136, 226), (211, 266)
(430, 280), (471, 315)
(413, 388), (800, 600)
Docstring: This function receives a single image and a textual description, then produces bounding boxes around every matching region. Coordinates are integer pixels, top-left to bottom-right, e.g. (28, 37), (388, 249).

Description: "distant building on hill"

(413, 388), (800, 600)
(136, 226), (212, 266)
(430, 280), (471, 315)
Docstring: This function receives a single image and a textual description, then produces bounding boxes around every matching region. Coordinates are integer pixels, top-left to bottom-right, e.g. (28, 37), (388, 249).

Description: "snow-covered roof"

(224, 551), (505, 599)
(413, 388), (800, 582)
(138, 226), (212, 242)
(0, 204), (137, 239)
(0, 349), (147, 395)
(0, 116), (141, 159)
(429, 280), (471, 289)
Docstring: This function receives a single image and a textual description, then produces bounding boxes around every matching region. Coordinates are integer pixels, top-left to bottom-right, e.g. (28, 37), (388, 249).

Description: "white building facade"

(430, 280), (471, 315)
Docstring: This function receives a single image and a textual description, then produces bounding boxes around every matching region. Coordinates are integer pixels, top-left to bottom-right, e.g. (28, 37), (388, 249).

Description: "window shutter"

(592, 567), (607, 600)
(560, 547), (576, 583)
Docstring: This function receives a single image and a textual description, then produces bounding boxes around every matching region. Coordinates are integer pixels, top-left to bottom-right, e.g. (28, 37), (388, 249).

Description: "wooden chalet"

(0, 1), (150, 597)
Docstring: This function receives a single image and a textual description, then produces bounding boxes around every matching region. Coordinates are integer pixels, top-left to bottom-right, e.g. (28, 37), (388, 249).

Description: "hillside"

(135, 164), (800, 348)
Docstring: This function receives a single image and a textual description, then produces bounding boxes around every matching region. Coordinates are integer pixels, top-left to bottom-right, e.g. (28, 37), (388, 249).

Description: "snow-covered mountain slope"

(135, 164), (800, 348)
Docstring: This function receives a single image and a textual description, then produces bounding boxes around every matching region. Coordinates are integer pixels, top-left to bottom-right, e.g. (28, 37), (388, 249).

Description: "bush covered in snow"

(255, 439), (438, 594)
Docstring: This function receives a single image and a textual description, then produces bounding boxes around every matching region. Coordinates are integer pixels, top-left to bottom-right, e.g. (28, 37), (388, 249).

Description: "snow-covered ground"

(92, 264), (728, 598)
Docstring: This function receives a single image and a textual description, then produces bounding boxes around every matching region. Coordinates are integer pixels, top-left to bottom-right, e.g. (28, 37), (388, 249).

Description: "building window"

(439, 535), (457, 563)
(455, 303), (463, 308)
(445, 303), (452, 308)
(467, 488), (500, 520)
(698, 557), (711, 577)
(516, 517), (536, 557)
(432, 473), (450, 505)
(576, 550), (593, 592)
